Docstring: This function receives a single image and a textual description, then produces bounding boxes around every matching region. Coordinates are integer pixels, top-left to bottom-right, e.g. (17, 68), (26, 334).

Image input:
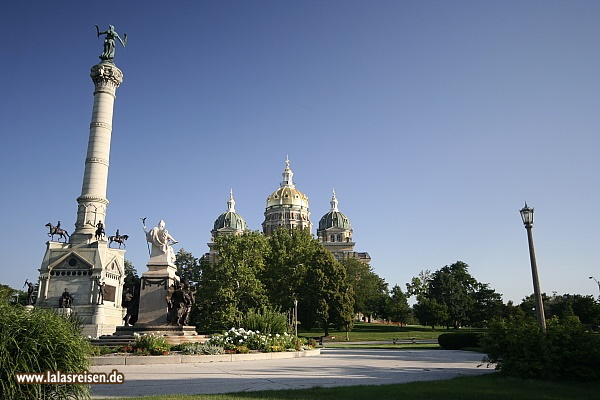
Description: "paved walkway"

(91, 348), (494, 398)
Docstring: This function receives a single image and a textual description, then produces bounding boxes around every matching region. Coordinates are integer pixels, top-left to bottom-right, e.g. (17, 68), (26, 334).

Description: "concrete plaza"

(91, 348), (495, 398)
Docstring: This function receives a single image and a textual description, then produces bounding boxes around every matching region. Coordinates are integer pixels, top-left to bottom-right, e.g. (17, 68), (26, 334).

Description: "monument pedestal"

(105, 255), (205, 345)
(136, 256), (178, 326)
(37, 240), (126, 338)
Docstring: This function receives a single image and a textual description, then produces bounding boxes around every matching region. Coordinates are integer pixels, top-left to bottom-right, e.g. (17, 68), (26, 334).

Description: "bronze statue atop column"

(95, 25), (127, 62)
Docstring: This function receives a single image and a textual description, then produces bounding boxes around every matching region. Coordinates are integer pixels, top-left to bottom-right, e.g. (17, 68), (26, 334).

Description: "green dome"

(213, 190), (246, 232)
(318, 210), (351, 230)
(214, 211), (246, 231)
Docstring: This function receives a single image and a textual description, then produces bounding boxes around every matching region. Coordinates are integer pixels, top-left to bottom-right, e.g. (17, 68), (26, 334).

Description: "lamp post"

(520, 203), (547, 333)
(590, 276), (600, 295)
(293, 298), (298, 337)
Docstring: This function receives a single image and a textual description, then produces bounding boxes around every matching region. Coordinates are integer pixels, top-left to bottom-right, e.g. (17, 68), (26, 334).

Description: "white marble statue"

(146, 220), (178, 264)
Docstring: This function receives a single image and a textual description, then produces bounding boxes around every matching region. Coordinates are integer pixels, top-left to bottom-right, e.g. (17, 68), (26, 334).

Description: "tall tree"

(123, 260), (140, 291)
(413, 297), (448, 330)
(175, 248), (201, 285)
(545, 294), (600, 330)
(519, 293), (551, 320)
(469, 283), (504, 326)
(385, 285), (411, 327)
(428, 261), (477, 329)
(406, 269), (432, 299)
(195, 231), (269, 332)
(262, 227), (321, 310)
(298, 248), (353, 336)
(343, 258), (388, 322)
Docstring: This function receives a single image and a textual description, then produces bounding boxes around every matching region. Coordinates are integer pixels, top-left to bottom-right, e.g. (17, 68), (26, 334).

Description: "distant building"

(206, 190), (247, 264)
(262, 157), (312, 235)
(317, 190), (371, 263)
(207, 158), (369, 264)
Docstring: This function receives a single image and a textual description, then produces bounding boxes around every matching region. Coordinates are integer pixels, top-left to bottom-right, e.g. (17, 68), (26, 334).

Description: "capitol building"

(207, 159), (370, 264)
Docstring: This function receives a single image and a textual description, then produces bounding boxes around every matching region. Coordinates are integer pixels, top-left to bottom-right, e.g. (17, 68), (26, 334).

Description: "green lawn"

(298, 321), (481, 342)
(110, 374), (600, 400)
(323, 342), (441, 350)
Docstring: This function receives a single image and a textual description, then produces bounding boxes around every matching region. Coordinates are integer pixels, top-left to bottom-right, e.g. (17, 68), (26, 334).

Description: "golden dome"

(266, 186), (309, 209)
(265, 158), (309, 209)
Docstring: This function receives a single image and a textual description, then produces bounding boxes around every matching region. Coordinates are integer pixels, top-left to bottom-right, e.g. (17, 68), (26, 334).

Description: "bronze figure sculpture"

(45, 222), (70, 242)
(59, 289), (74, 308)
(95, 220), (105, 241)
(108, 229), (129, 248)
(23, 279), (36, 305)
(95, 25), (127, 62)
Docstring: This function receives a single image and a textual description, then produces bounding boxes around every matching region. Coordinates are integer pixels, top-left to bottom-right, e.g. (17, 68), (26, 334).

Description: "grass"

(323, 342), (441, 350)
(110, 374), (600, 400)
(298, 321), (482, 342)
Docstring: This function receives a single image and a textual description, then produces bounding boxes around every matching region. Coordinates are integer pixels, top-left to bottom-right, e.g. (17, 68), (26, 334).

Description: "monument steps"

(92, 333), (209, 347)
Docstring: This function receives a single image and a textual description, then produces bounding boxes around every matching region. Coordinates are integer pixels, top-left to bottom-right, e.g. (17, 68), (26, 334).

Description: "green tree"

(413, 297), (448, 330)
(263, 227), (321, 310)
(123, 260), (140, 291)
(0, 283), (25, 304)
(385, 285), (410, 327)
(343, 258), (388, 322)
(298, 248), (353, 336)
(428, 261), (477, 329)
(503, 300), (527, 319)
(519, 293), (551, 320)
(175, 248), (201, 285)
(195, 231), (269, 332)
(469, 283), (504, 327)
(406, 269), (431, 299)
(546, 294), (600, 331)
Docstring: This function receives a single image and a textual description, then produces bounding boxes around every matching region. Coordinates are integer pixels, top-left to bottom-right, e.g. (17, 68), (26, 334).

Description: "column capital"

(90, 63), (123, 91)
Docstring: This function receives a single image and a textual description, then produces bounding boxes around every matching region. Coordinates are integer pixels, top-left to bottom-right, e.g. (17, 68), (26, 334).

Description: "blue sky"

(2, 1), (599, 304)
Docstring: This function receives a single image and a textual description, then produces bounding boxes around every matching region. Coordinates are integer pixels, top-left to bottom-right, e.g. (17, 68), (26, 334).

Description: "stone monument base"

(115, 324), (199, 336)
(94, 325), (207, 346)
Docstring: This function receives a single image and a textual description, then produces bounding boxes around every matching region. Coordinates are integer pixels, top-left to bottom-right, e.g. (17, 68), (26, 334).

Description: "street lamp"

(520, 203), (547, 333)
(589, 276), (600, 294)
(293, 299), (298, 337)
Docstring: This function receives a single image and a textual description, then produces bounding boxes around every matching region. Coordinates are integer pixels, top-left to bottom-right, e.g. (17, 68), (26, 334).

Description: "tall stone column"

(70, 62), (123, 244)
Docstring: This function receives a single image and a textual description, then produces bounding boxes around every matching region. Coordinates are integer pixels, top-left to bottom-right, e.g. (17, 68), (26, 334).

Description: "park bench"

(392, 337), (417, 344)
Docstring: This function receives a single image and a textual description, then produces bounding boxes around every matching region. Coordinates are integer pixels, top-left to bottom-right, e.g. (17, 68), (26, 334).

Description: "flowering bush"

(206, 328), (310, 352)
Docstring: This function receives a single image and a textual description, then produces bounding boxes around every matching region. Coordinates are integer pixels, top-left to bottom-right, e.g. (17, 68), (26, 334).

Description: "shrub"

(0, 301), (92, 400)
(234, 345), (250, 354)
(438, 332), (480, 350)
(90, 346), (121, 355)
(132, 333), (171, 355)
(481, 315), (600, 381)
(240, 307), (288, 335)
(177, 342), (224, 355)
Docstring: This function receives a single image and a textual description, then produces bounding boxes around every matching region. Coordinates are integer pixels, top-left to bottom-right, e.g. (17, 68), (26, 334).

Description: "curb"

(92, 348), (321, 366)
